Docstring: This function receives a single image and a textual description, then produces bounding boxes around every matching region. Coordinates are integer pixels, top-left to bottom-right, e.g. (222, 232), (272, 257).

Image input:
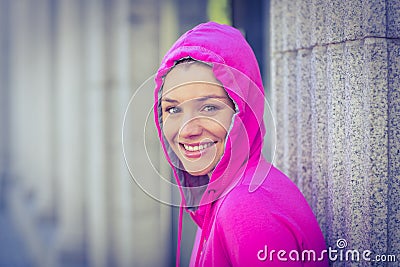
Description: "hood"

(153, 22), (267, 211)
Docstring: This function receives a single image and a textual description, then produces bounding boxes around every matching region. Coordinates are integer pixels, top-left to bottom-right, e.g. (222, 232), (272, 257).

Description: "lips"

(179, 141), (216, 158)
(182, 142), (215, 151)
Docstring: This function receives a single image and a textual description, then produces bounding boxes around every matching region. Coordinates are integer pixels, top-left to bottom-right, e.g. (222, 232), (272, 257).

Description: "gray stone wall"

(270, 0), (400, 266)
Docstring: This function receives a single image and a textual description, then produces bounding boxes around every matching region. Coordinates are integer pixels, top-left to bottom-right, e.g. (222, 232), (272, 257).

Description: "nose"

(179, 117), (202, 138)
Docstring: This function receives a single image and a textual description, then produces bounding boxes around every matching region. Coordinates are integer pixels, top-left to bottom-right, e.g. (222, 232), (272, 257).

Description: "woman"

(153, 22), (328, 267)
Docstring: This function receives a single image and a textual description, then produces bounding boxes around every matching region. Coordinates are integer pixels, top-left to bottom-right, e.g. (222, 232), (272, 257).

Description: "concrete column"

(106, 1), (174, 265)
(3, 1), (60, 266)
(387, 36), (400, 264)
(29, 0), (55, 222)
(107, 0), (136, 266)
(8, 0), (31, 197)
(158, 1), (178, 265)
(127, 1), (165, 266)
(83, 1), (108, 266)
(270, 0), (400, 264)
(0, 0), (10, 207)
(54, 0), (86, 265)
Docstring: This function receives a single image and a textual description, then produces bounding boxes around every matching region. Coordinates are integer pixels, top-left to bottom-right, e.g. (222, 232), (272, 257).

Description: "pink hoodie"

(154, 22), (328, 267)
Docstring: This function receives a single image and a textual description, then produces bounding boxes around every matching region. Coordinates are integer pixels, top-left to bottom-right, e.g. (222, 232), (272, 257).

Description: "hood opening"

(158, 58), (238, 211)
(154, 22), (267, 210)
(154, 21), (269, 267)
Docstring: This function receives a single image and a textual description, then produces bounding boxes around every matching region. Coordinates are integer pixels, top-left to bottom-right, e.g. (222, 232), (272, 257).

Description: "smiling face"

(161, 62), (235, 177)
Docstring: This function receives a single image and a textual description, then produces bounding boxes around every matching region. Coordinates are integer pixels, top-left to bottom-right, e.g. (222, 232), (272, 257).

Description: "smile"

(181, 142), (215, 152)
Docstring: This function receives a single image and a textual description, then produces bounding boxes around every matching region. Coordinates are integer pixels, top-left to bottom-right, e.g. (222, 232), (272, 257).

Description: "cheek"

(206, 120), (228, 140)
(213, 113), (233, 138)
(162, 118), (178, 143)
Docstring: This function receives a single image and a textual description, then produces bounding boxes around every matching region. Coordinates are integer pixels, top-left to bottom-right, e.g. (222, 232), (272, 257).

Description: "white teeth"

(183, 142), (214, 152)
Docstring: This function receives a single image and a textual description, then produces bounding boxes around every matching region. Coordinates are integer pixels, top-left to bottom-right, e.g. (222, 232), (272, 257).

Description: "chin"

(185, 168), (211, 177)
(183, 164), (214, 177)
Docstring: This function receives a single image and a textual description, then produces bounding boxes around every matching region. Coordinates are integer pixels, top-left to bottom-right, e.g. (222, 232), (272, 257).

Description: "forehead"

(162, 63), (227, 100)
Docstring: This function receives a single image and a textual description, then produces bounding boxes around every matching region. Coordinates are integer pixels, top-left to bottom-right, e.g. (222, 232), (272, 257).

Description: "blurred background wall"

(0, 0), (399, 267)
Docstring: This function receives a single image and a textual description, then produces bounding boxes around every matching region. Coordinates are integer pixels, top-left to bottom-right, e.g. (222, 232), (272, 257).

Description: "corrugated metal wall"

(270, 0), (400, 266)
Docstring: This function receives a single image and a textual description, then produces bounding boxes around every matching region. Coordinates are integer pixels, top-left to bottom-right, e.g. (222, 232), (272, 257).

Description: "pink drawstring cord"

(194, 190), (216, 267)
(176, 203), (184, 267)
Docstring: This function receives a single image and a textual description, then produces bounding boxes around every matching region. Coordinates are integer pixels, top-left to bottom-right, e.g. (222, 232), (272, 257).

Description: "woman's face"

(161, 63), (235, 177)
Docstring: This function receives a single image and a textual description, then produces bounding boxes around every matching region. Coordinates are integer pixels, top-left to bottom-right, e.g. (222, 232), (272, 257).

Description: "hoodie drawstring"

(194, 189), (216, 267)
(176, 203), (184, 267)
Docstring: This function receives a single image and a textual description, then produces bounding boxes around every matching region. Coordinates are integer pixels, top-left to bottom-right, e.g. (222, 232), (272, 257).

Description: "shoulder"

(216, 165), (307, 223)
(214, 184), (295, 241)
(213, 164), (315, 244)
(212, 181), (304, 266)
(210, 165), (328, 265)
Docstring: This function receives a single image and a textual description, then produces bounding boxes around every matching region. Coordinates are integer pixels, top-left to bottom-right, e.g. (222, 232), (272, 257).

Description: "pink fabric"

(154, 22), (328, 267)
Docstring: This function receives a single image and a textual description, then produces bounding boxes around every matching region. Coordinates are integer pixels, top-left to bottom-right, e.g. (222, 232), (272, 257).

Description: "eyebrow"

(161, 95), (229, 103)
(161, 97), (179, 103)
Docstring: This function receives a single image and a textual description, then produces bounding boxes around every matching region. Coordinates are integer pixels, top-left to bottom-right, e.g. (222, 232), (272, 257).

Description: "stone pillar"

(5, 1), (58, 266)
(106, 1), (136, 266)
(127, 1), (166, 266)
(270, 0), (400, 265)
(158, 1), (178, 265)
(54, 0), (86, 265)
(29, 0), (55, 222)
(8, 0), (31, 198)
(0, 0), (10, 207)
(83, 1), (108, 266)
